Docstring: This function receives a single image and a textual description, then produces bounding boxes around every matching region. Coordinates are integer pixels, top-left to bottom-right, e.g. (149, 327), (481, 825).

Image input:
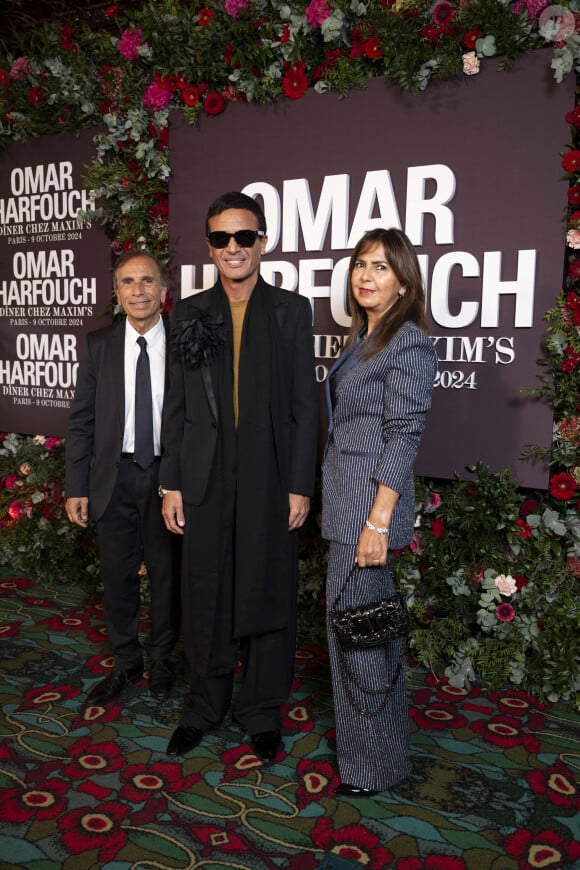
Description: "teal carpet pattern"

(1, 574), (579, 870)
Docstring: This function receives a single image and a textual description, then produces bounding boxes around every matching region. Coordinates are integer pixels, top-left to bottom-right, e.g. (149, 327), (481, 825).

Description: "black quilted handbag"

(330, 564), (409, 716)
(330, 565), (409, 650)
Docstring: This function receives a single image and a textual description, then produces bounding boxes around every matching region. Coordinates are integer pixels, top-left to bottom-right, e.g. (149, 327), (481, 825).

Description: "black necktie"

(134, 336), (155, 469)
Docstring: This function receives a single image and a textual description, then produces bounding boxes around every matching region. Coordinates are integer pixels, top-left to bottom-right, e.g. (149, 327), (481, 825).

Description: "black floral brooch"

(171, 309), (225, 370)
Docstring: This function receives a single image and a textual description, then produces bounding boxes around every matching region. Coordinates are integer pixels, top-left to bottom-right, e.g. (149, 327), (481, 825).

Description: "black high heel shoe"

(336, 783), (379, 797)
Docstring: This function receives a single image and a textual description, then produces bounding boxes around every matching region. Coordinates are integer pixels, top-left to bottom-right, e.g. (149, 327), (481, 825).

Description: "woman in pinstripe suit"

(322, 228), (437, 797)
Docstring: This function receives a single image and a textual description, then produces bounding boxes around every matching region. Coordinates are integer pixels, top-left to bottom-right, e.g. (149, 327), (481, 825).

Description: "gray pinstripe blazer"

(321, 320), (438, 549)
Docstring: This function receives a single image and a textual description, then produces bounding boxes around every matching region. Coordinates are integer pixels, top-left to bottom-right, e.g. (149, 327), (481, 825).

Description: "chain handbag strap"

(334, 637), (406, 717)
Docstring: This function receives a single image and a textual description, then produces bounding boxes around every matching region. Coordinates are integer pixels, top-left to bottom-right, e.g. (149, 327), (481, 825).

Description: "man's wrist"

(158, 485), (175, 498)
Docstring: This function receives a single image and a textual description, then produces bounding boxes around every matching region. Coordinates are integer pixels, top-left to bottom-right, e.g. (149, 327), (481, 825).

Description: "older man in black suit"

(65, 250), (180, 706)
(160, 192), (318, 763)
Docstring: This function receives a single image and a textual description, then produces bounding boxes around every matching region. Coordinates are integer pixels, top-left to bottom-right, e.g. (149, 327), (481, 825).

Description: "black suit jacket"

(65, 318), (170, 521)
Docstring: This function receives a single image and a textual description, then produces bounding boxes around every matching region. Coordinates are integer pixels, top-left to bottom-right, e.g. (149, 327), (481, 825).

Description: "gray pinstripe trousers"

(326, 542), (413, 790)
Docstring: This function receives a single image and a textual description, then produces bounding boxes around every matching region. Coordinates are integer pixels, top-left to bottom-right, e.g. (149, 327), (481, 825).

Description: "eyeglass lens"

(207, 230), (263, 248)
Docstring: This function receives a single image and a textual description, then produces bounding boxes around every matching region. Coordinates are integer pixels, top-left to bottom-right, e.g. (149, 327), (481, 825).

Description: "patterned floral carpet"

(1, 574), (580, 870)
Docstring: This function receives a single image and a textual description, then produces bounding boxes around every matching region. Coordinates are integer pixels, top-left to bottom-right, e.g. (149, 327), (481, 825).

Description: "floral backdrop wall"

(0, 0), (579, 705)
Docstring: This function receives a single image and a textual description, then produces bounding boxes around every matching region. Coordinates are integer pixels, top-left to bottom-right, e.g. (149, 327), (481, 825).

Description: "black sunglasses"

(207, 229), (265, 248)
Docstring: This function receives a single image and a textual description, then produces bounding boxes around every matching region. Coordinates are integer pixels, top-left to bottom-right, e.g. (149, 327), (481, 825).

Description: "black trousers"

(179, 499), (298, 736)
(96, 456), (181, 671)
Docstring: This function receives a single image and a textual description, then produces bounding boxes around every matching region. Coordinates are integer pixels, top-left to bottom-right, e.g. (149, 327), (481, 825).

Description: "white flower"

(321, 9), (345, 42)
(494, 573), (517, 596)
(462, 51), (480, 76)
(475, 35), (497, 57)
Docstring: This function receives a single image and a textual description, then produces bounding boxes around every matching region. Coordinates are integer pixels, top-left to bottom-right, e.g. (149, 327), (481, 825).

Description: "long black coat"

(160, 277), (318, 664)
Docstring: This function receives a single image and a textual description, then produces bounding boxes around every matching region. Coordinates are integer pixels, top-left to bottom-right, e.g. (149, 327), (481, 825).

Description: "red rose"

(568, 258), (580, 278)
(59, 25), (77, 53)
(463, 28), (482, 49)
(0, 69), (11, 86)
(563, 151), (580, 173)
(203, 91), (225, 115)
(363, 38), (382, 59)
(549, 472), (577, 500)
(516, 519), (533, 539)
(181, 86), (202, 106)
(173, 73), (189, 90)
(420, 23), (444, 44)
(431, 518), (445, 538)
(465, 483), (477, 497)
(513, 574), (529, 590)
(561, 346), (580, 372)
(566, 106), (580, 127)
(197, 8), (214, 25)
(104, 5), (119, 16)
(282, 64), (309, 100)
(29, 86), (45, 106)
(519, 498), (538, 516)
(224, 43), (238, 67)
(568, 185), (580, 205)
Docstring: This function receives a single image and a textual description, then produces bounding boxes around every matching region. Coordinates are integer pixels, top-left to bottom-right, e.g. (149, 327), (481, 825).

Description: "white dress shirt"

(122, 317), (166, 456)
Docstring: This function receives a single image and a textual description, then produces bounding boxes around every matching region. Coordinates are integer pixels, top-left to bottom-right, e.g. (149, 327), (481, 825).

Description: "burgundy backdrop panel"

(0, 129), (111, 437)
(168, 50), (573, 487)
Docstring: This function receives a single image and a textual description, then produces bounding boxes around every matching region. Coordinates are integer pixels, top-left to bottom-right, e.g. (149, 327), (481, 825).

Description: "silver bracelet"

(365, 519), (390, 535)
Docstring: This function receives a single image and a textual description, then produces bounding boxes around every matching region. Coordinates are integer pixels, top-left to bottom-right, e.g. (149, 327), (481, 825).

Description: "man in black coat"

(160, 191), (317, 762)
(65, 250), (180, 706)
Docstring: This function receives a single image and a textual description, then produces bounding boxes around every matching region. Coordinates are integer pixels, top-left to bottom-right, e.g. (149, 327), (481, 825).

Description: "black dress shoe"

(250, 730), (282, 764)
(336, 783), (379, 797)
(86, 666), (143, 705)
(166, 725), (204, 756)
(149, 659), (174, 700)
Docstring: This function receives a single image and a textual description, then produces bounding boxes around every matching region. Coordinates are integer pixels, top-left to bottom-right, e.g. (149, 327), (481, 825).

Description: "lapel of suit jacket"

(111, 320), (126, 436)
(325, 334), (364, 436)
(162, 316), (171, 398)
(184, 287), (223, 425)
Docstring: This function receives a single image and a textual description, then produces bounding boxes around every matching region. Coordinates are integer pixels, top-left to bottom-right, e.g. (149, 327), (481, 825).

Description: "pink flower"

(305, 0), (332, 28)
(4, 473), (21, 490)
(432, 1), (455, 24)
(10, 57), (32, 79)
(44, 437), (61, 451)
(462, 51), (480, 75)
(410, 531), (423, 555)
(496, 603), (515, 622)
(511, 0), (550, 20)
(494, 574), (517, 595)
(143, 81), (172, 111)
(428, 491), (442, 509)
(224, 0), (250, 18)
(118, 28), (144, 61)
(567, 229), (580, 249)
(8, 501), (24, 520)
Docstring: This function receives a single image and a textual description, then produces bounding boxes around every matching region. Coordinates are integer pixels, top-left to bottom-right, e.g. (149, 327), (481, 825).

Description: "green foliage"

(0, 433), (99, 587)
(394, 466), (580, 705)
